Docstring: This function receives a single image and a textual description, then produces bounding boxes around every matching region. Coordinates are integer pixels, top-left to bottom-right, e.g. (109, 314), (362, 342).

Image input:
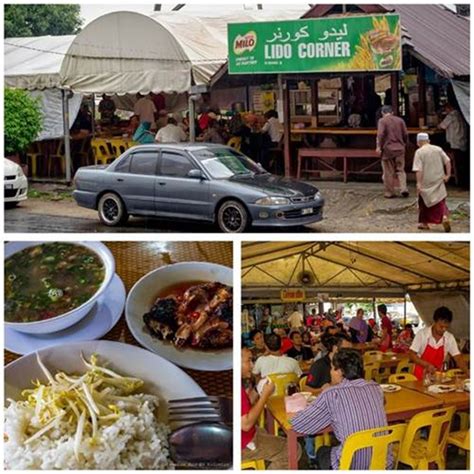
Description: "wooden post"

(283, 78), (291, 177)
(311, 79), (318, 126)
(418, 63), (426, 126)
(391, 72), (399, 114)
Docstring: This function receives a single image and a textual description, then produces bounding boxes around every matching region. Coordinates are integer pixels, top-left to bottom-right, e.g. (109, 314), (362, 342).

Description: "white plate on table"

(126, 262), (233, 371)
(428, 384), (456, 393)
(5, 340), (205, 421)
(5, 274), (125, 355)
(380, 384), (402, 393)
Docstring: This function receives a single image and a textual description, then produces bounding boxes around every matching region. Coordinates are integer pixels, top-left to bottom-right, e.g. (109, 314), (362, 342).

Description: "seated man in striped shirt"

(291, 349), (389, 470)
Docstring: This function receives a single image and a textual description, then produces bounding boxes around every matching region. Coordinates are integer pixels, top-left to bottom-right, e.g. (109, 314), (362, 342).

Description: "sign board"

(281, 289), (306, 302)
(228, 14), (401, 74)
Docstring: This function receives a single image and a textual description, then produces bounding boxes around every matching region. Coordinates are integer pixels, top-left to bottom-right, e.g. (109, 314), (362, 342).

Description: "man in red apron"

(409, 306), (468, 380)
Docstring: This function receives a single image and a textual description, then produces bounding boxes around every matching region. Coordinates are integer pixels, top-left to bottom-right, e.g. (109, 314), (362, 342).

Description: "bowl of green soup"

(5, 242), (115, 334)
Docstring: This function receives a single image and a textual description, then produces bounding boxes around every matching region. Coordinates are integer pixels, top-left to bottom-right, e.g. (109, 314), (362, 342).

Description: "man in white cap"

(412, 132), (452, 231)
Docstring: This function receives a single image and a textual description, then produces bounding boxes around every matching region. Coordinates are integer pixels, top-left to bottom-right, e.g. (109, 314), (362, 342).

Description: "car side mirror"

(187, 169), (205, 180)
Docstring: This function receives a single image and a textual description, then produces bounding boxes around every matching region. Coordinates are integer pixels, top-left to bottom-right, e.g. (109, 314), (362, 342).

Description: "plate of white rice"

(4, 340), (206, 470)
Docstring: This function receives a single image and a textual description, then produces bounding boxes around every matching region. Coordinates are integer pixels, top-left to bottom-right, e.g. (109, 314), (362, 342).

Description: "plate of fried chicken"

(125, 262), (233, 371)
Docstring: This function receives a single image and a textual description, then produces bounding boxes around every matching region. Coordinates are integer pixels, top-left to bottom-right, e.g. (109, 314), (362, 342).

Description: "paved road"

(4, 207), (315, 233)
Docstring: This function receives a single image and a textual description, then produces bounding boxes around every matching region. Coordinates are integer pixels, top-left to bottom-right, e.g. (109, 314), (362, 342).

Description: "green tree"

(4, 88), (43, 155)
(4, 4), (83, 38)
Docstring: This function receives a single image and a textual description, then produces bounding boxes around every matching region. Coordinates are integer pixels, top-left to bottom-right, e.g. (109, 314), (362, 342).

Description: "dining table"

(265, 384), (444, 469)
(398, 379), (470, 412)
(4, 241), (233, 398)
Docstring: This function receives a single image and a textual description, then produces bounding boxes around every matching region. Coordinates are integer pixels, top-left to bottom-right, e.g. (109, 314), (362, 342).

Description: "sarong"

(418, 196), (449, 224)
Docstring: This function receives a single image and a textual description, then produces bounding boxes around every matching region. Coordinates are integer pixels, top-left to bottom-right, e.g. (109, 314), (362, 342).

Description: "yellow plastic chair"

(267, 373), (299, 435)
(339, 423), (407, 469)
(398, 406), (455, 469)
(299, 375), (308, 392)
(92, 139), (114, 165)
(227, 136), (242, 151)
(268, 373), (299, 397)
(388, 373), (417, 383)
(396, 359), (414, 374)
(446, 369), (465, 378)
(364, 350), (383, 360)
(364, 361), (382, 382)
(447, 429), (470, 469)
(47, 140), (66, 177)
(242, 459), (266, 470)
(26, 142), (45, 178)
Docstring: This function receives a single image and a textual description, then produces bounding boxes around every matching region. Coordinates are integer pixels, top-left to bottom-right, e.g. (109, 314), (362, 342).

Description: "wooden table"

(399, 380), (470, 411)
(4, 242), (233, 398)
(378, 353), (408, 370)
(296, 147), (381, 182)
(266, 386), (443, 469)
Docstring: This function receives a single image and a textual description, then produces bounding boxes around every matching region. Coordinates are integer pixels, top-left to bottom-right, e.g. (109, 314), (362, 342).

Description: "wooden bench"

(297, 147), (381, 183)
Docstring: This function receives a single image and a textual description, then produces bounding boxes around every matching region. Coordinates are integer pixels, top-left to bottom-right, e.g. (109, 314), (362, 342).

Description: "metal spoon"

(169, 421), (233, 469)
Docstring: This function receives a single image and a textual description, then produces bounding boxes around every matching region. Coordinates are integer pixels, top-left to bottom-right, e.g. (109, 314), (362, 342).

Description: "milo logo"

(233, 31), (257, 55)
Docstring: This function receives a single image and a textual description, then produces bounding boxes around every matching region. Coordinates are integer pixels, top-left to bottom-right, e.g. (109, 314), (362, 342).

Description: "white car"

(4, 158), (28, 204)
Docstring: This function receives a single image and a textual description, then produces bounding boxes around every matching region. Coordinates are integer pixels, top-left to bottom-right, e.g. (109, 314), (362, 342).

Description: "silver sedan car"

(73, 144), (324, 233)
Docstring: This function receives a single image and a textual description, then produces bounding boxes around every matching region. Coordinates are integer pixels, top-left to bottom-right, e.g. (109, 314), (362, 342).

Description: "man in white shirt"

(134, 93), (157, 125)
(261, 110), (282, 144)
(288, 309), (304, 329)
(409, 306), (468, 380)
(253, 334), (302, 379)
(439, 103), (468, 187)
(412, 133), (451, 232)
(155, 117), (187, 143)
(439, 104), (467, 152)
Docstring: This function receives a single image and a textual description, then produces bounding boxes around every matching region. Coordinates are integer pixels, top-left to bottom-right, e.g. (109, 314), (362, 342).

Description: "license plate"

(301, 207), (313, 215)
(4, 184), (13, 190)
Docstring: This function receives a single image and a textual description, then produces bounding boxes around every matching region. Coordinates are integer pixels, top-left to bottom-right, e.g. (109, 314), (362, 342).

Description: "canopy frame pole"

(91, 93), (96, 139)
(188, 94), (197, 142)
(62, 89), (72, 183)
(372, 297), (376, 323)
(403, 294), (407, 326)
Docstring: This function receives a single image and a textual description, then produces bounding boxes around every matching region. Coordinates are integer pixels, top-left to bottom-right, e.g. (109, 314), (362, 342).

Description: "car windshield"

(192, 147), (264, 179)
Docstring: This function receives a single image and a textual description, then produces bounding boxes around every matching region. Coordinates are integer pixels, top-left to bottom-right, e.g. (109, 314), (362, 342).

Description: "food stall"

(225, 4), (470, 179)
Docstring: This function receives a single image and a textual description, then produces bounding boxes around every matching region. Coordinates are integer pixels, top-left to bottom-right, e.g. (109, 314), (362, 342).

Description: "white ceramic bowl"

(4, 340), (205, 422)
(126, 262), (233, 371)
(5, 241), (115, 334)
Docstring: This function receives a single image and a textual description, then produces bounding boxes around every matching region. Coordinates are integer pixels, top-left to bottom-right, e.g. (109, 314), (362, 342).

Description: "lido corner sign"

(228, 14), (401, 74)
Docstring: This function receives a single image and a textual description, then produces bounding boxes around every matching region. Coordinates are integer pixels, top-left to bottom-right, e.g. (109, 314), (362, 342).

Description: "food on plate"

(5, 243), (105, 323)
(380, 384), (401, 393)
(143, 281), (233, 349)
(4, 353), (172, 470)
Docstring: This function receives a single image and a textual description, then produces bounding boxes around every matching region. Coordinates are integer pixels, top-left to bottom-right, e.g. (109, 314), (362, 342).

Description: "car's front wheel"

(98, 192), (129, 226)
(217, 200), (249, 233)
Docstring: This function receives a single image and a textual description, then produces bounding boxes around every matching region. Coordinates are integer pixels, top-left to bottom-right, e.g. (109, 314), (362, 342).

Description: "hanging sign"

(228, 14), (401, 74)
(281, 289), (306, 302)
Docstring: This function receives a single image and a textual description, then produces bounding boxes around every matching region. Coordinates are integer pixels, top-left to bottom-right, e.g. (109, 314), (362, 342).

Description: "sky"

(79, 3), (312, 25)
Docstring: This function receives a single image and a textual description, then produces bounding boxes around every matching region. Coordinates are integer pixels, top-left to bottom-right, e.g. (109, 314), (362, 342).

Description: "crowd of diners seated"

(242, 305), (469, 470)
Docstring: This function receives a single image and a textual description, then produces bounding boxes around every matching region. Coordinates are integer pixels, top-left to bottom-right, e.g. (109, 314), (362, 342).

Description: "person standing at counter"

(412, 133), (452, 232)
(134, 93), (157, 126)
(98, 94), (116, 125)
(409, 306), (468, 380)
(376, 105), (409, 199)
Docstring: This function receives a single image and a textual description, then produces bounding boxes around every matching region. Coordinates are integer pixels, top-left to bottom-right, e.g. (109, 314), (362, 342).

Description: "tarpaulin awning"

(452, 80), (470, 124)
(242, 241), (469, 295)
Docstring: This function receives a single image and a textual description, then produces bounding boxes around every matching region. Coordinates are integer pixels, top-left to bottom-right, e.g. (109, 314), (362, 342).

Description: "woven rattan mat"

(4, 242), (233, 398)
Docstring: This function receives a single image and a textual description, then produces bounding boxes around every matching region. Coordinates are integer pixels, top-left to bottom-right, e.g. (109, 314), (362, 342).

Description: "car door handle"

(158, 182), (166, 186)
(117, 178), (124, 182)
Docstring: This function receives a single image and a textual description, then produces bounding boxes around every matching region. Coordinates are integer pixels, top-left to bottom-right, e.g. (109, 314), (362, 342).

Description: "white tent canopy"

(5, 35), (74, 90)
(60, 12), (192, 94)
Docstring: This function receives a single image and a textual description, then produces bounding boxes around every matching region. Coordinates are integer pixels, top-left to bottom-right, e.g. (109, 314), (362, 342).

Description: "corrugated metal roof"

(385, 4), (469, 78)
